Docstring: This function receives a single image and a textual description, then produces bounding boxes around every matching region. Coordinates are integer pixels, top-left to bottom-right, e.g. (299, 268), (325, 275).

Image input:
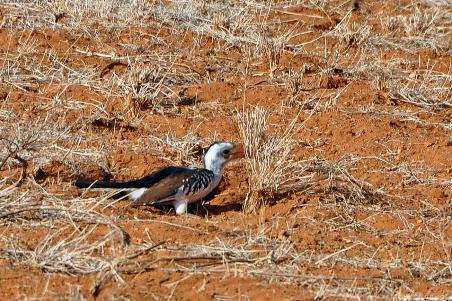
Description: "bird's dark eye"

(222, 149), (230, 156)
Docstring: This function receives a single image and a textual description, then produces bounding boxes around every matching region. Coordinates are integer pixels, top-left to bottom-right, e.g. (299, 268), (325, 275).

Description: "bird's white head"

(203, 141), (243, 174)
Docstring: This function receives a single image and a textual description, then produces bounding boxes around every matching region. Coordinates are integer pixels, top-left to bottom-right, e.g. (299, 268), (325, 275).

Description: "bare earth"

(0, 0), (451, 300)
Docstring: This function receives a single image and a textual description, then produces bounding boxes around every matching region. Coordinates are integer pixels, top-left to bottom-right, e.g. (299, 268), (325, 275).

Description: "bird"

(75, 141), (244, 215)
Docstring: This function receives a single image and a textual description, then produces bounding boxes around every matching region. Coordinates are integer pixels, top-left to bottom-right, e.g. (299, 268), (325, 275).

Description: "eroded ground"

(0, 0), (451, 300)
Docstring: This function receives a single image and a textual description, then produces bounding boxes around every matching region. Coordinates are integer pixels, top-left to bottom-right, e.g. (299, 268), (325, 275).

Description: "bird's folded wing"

(125, 166), (193, 187)
(129, 168), (197, 206)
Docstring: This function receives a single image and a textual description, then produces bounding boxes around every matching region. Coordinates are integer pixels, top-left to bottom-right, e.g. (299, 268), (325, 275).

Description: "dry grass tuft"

(310, 156), (387, 207)
(0, 178), (134, 285)
(1, 225), (120, 274)
(0, 115), (70, 171)
(235, 107), (311, 213)
(334, 20), (373, 49)
(111, 59), (195, 114)
(146, 131), (206, 165)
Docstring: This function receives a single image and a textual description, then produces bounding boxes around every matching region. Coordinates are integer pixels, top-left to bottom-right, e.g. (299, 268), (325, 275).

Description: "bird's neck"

(204, 159), (224, 176)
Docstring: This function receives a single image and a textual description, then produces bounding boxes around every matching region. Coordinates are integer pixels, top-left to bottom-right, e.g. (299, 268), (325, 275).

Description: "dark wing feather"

(130, 168), (200, 206)
(75, 166), (191, 189)
(75, 179), (128, 189)
(124, 166), (193, 188)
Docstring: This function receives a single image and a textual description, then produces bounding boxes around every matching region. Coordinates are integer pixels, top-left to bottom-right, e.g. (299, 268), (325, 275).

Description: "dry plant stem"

(92, 241), (165, 296)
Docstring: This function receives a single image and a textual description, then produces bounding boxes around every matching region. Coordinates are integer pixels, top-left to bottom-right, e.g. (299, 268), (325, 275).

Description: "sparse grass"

(0, 0), (153, 30)
(0, 115), (70, 170)
(0, 179), (132, 292)
(309, 155), (386, 206)
(333, 19), (373, 49)
(284, 66), (307, 107)
(1, 225), (119, 274)
(401, 7), (448, 50)
(151, 0), (256, 46)
(342, 55), (451, 112)
(113, 59), (181, 113)
(146, 131), (205, 165)
(0, 0), (450, 299)
(252, 26), (294, 76)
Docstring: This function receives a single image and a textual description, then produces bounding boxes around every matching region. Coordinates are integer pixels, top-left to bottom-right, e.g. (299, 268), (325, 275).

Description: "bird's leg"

(173, 199), (200, 218)
(173, 199), (188, 215)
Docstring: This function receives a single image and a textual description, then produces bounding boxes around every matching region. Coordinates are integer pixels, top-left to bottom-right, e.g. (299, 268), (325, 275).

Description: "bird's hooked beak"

(230, 144), (245, 160)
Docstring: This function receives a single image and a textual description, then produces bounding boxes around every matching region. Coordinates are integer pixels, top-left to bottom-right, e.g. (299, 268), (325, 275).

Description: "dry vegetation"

(0, 0), (451, 300)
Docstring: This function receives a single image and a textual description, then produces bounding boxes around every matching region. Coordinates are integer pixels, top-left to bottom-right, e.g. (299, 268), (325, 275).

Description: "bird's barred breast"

(180, 170), (220, 202)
